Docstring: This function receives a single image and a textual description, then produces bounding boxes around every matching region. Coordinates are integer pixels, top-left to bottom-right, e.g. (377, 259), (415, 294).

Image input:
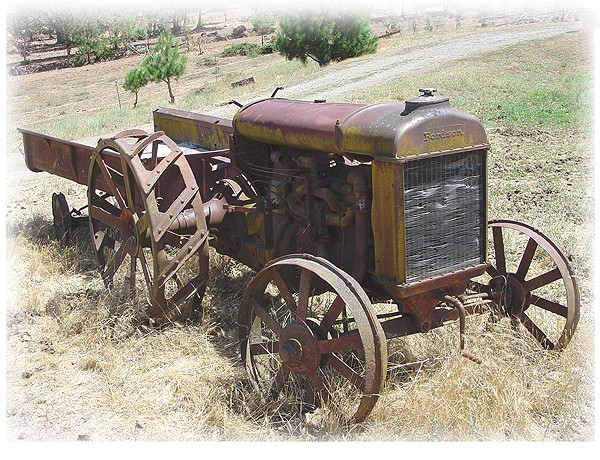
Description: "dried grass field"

(3, 12), (596, 447)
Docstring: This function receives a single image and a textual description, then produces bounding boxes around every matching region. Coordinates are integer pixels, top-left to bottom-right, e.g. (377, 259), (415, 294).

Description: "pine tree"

(251, 10), (275, 46)
(123, 68), (149, 107)
(141, 31), (187, 103)
(273, 8), (378, 66)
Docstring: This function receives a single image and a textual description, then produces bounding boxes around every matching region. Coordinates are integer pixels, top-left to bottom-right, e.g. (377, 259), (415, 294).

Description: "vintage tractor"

(20, 88), (580, 422)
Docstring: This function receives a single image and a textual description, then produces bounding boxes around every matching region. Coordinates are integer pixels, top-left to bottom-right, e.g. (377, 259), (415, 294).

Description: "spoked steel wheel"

(238, 254), (387, 423)
(88, 129), (209, 325)
(474, 219), (580, 350)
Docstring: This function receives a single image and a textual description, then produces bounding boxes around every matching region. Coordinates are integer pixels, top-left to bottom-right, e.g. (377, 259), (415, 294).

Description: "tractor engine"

(212, 142), (371, 277)
(212, 90), (491, 330)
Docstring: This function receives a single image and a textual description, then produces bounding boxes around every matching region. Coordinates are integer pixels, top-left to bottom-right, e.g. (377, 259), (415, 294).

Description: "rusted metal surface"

(153, 107), (233, 150)
(443, 295), (482, 364)
(481, 220), (580, 350)
(51, 192), (87, 243)
(232, 91), (489, 159)
(21, 128), (98, 185)
(19, 89), (581, 423)
(88, 130), (210, 324)
(238, 254), (387, 423)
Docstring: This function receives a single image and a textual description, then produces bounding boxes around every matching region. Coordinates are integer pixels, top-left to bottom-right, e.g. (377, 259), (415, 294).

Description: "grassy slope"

(5, 28), (594, 441)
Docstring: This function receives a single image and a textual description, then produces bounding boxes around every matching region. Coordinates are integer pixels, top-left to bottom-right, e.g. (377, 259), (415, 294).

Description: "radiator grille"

(403, 150), (486, 283)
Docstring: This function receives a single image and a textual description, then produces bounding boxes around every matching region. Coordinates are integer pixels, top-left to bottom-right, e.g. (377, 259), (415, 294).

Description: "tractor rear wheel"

(87, 130), (209, 325)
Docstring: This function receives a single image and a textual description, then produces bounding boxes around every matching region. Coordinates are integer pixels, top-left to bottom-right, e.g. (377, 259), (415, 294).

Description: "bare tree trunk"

(194, 10), (203, 31)
(166, 78), (175, 103)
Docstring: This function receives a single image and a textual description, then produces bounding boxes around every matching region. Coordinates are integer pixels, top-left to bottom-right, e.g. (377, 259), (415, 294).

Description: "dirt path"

(206, 22), (581, 119)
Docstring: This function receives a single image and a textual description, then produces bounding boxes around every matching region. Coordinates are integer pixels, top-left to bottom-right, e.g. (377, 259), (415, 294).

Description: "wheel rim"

(238, 254), (387, 423)
(87, 130), (209, 325)
(476, 219), (580, 350)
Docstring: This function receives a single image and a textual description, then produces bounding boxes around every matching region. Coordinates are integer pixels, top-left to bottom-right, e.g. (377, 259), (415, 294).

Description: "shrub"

(221, 42), (273, 58)
(123, 68), (149, 107)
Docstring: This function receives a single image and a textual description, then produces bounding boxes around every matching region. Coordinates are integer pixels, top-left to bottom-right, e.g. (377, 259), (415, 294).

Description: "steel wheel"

(238, 254), (387, 423)
(475, 219), (580, 350)
(52, 192), (72, 243)
(88, 130), (209, 325)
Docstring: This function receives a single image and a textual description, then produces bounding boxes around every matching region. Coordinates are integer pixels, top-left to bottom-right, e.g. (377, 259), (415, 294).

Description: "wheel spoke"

(103, 241), (129, 282)
(168, 279), (203, 306)
(516, 237), (538, 280)
(238, 255), (386, 423)
(327, 354), (365, 392)
(296, 268), (312, 320)
(94, 230), (120, 255)
(484, 220), (580, 352)
(530, 294), (568, 318)
(485, 263), (498, 276)
(250, 298), (283, 337)
(138, 249), (153, 290)
(90, 205), (121, 230)
(128, 257), (137, 299)
(492, 226), (506, 274)
(317, 332), (362, 355)
(271, 269), (297, 313)
(271, 367), (289, 398)
(305, 370), (328, 403)
(89, 133), (208, 326)
(525, 267), (561, 292)
(320, 295), (346, 329)
(520, 313), (555, 350)
(95, 156), (126, 209)
(92, 193), (122, 216)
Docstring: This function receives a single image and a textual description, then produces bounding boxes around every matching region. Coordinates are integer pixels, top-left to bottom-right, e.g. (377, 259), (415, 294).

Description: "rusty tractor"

(20, 88), (580, 422)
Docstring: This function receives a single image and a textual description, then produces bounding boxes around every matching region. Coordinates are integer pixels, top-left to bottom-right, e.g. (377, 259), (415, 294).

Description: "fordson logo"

(423, 125), (465, 142)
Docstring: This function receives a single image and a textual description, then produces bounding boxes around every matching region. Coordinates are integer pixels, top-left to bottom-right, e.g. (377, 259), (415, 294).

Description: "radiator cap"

(404, 88), (450, 114)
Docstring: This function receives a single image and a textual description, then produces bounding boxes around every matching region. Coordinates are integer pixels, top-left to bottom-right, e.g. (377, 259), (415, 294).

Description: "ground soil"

(3, 11), (590, 444)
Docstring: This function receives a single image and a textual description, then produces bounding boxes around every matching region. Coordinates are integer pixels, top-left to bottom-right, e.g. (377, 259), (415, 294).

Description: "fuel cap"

(403, 88), (450, 114)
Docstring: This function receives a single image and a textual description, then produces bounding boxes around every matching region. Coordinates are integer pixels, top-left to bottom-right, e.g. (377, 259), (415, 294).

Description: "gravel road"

(205, 22), (581, 119)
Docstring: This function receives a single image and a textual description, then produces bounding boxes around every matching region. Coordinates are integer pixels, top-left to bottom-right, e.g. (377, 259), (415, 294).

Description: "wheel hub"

(491, 273), (531, 317)
(278, 321), (320, 375)
(280, 339), (303, 361)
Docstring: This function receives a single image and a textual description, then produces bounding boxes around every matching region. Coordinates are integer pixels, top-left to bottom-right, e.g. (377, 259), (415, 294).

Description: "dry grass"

(5, 20), (595, 442)
(6, 224), (594, 440)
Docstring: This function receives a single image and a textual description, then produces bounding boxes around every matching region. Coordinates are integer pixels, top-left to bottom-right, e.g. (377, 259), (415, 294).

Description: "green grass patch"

(490, 75), (589, 127)
(350, 32), (592, 130)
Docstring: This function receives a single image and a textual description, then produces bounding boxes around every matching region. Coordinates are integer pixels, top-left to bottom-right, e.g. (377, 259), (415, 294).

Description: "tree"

(273, 8), (378, 67)
(105, 13), (142, 52)
(123, 68), (149, 107)
(52, 12), (109, 63)
(141, 31), (187, 103)
(251, 10), (275, 46)
(7, 10), (41, 62)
